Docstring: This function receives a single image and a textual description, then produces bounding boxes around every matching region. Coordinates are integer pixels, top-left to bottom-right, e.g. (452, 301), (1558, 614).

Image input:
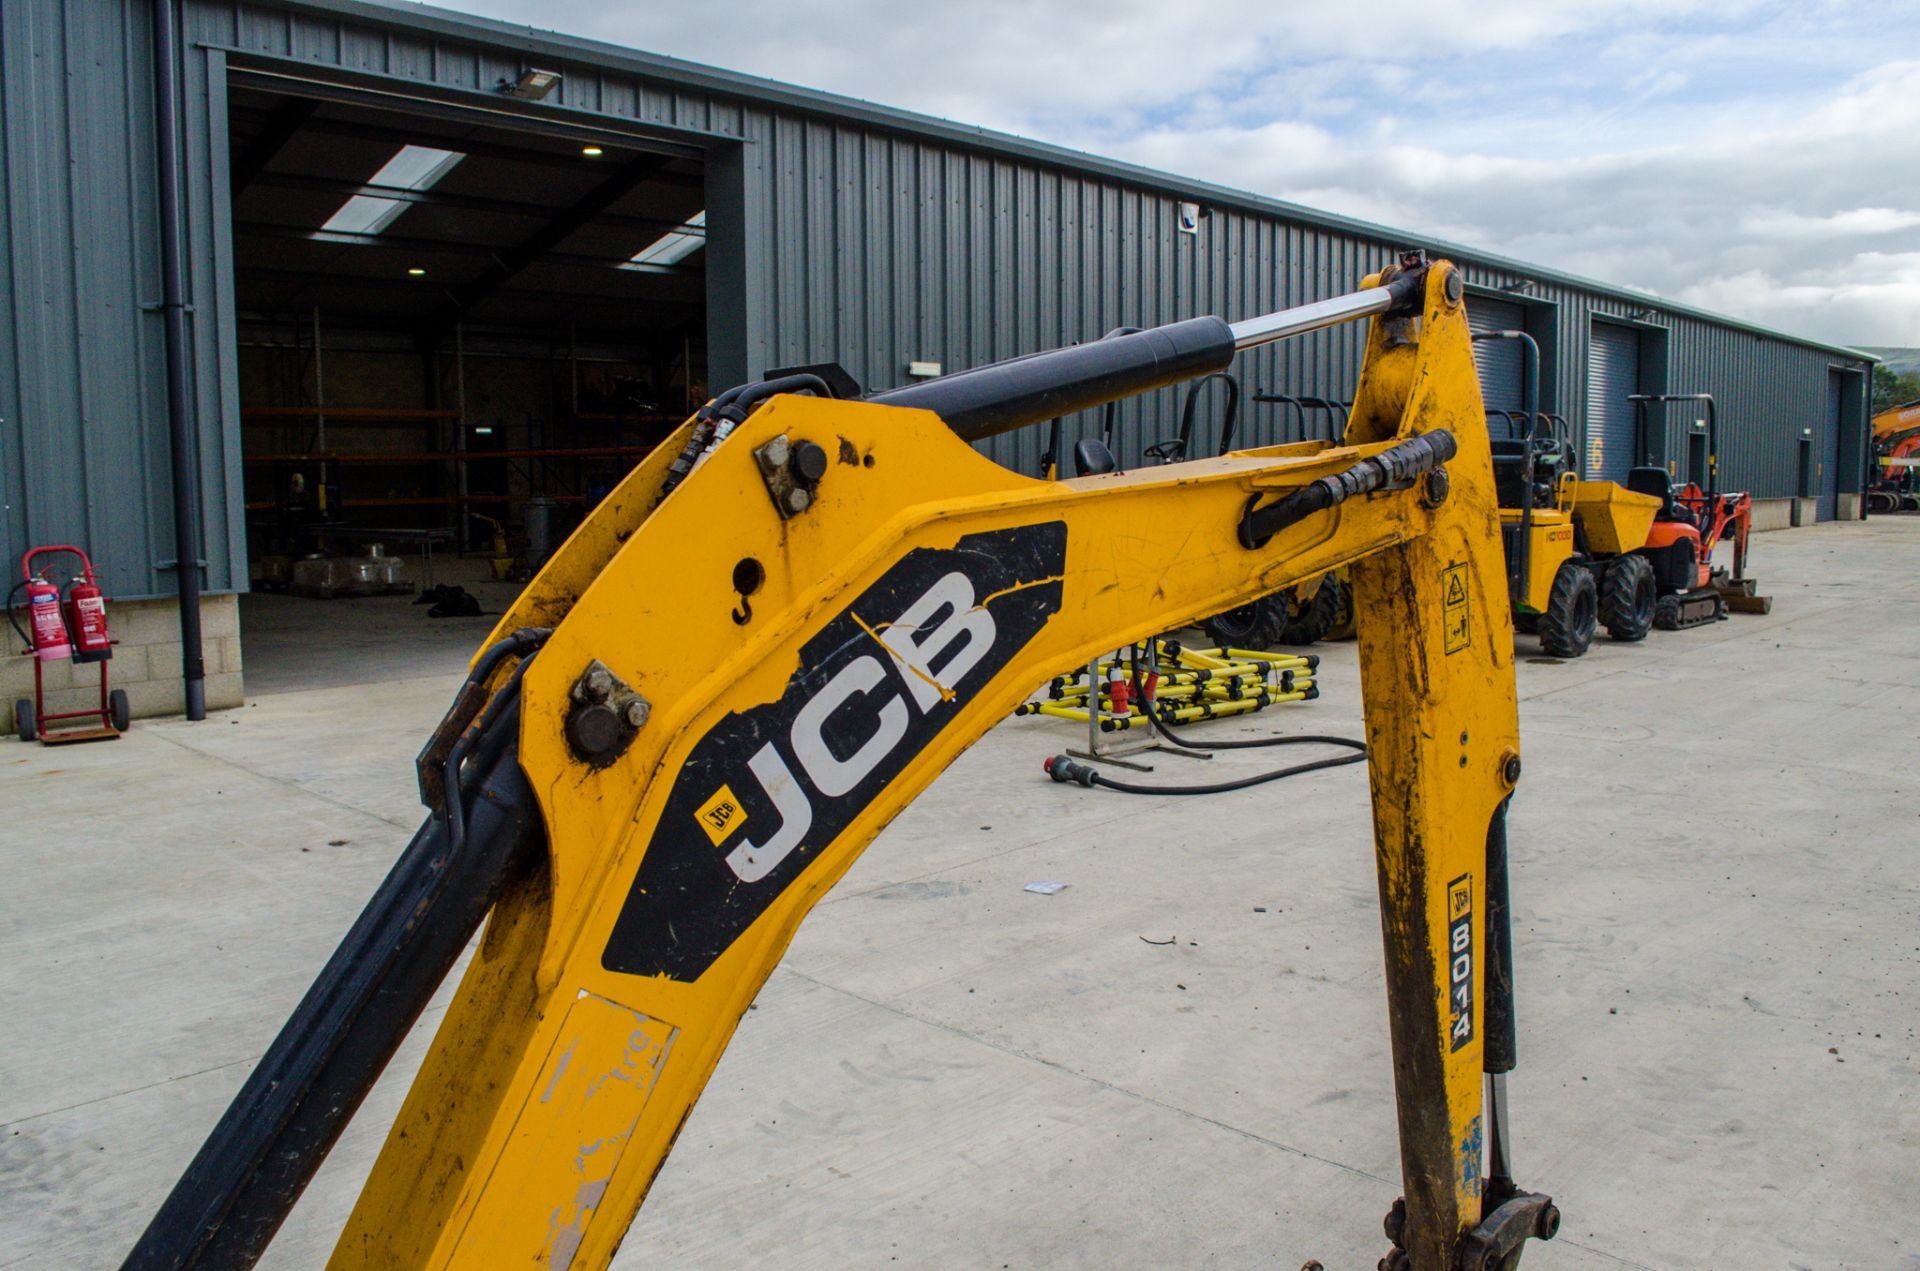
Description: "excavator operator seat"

(1627, 465), (1694, 524)
(1074, 437), (1119, 476)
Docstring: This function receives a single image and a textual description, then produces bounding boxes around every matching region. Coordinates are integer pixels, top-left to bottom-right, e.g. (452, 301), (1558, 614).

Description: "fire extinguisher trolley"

(10, 545), (130, 744)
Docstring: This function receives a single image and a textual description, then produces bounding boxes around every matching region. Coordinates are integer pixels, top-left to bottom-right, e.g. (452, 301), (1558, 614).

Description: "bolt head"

(1423, 467), (1451, 508)
(790, 439), (830, 483)
(784, 487), (812, 514)
(760, 435), (791, 468)
(1503, 753), (1523, 786)
(565, 702), (623, 764)
(583, 667), (613, 701)
(623, 698), (651, 728)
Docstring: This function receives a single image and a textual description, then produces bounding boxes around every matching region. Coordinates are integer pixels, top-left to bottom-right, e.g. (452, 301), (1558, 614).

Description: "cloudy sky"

(441, 0), (1917, 347)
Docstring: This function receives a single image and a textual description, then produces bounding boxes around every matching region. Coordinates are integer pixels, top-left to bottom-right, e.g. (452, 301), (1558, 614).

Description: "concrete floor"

(3, 519), (1916, 1270)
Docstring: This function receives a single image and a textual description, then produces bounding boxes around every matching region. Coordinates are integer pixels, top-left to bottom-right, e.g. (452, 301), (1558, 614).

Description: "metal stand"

(1065, 644), (1212, 771)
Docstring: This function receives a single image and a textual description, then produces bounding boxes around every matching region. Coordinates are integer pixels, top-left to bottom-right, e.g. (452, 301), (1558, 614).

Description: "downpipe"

(150, 0), (206, 720)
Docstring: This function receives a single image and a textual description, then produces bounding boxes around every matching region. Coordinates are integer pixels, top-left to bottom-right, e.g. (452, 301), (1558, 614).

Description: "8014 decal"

(1447, 873), (1474, 1052)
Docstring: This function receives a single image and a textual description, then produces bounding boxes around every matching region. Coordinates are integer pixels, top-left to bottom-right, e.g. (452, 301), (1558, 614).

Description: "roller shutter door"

(1820, 374), (1843, 520)
(1585, 322), (1639, 481)
(1468, 298), (1527, 427)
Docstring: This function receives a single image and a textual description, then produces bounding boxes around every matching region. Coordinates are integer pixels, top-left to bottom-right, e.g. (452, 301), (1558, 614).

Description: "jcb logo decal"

(1447, 874), (1474, 1052)
(603, 522), (1067, 981)
(695, 785), (745, 846)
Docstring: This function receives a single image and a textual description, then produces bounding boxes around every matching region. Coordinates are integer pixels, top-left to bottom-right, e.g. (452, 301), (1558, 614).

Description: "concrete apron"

(0, 518), (1913, 1269)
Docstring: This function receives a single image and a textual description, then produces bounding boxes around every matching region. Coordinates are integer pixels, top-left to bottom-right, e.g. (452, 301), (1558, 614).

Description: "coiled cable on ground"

(1041, 642), (1366, 796)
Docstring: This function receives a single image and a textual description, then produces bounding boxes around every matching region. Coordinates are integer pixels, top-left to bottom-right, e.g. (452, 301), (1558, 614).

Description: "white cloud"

(1740, 208), (1920, 240)
(434, 0), (1920, 344)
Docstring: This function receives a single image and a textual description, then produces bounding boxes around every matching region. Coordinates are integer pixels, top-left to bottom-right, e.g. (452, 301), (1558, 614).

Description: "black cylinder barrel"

(867, 316), (1236, 443)
(1484, 798), (1518, 1075)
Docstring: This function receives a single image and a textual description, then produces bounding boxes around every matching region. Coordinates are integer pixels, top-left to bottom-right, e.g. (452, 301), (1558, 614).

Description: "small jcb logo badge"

(695, 785), (746, 846)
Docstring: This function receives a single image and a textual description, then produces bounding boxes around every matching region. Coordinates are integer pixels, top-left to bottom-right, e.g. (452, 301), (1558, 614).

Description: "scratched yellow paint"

(332, 261), (1520, 1271)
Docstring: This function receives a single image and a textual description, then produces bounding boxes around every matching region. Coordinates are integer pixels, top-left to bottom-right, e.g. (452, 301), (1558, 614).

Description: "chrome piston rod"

(1228, 285), (1399, 352)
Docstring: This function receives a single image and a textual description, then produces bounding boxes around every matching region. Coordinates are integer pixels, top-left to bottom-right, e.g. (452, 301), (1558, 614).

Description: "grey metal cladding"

(1, 0), (1878, 603)
(0, 0), (252, 599)
(187, 0), (1873, 490)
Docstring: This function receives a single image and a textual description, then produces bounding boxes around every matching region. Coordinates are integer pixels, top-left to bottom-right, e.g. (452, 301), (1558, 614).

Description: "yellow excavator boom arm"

(125, 256), (1556, 1271)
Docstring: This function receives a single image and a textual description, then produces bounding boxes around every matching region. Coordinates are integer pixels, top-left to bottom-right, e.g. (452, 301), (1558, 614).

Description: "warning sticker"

(1442, 562), (1471, 655)
(695, 784), (746, 846)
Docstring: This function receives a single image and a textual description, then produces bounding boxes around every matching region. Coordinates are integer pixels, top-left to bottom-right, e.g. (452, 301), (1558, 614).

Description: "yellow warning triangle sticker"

(1444, 571), (1467, 605)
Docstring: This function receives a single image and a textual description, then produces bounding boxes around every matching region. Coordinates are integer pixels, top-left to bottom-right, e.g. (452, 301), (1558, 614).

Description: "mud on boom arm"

(126, 253), (1556, 1271)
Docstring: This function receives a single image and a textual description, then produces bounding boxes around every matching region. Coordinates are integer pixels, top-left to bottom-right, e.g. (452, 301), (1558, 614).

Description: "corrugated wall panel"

(0, 0), (244, 598)
(2, 0), (1873, 606)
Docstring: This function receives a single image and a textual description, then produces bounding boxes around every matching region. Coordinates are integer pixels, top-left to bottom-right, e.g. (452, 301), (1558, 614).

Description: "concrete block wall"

(4, 594), (243, 732)
(1753, 498), (1796, 531)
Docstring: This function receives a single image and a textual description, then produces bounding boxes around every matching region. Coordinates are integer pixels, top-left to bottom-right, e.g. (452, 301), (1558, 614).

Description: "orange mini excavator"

(1624, 394), (1769, 626)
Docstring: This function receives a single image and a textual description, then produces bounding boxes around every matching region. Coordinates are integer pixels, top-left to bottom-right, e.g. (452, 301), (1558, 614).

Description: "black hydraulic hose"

(659, 375), (834, 501)
(1045, 744), (1363, 796)
(1239, 430), (1457, 548)
(714, 373), (833, 423)
(5, 579), (30, 650)
(1039, 645), (1366, 796)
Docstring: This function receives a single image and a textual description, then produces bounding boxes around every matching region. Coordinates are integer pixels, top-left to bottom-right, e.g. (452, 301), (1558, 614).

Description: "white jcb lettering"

(725, 743), (813, 883)
(879, 571), (996, 713)
(721, 570), (1003, 883)
(790, 655), (909, 797)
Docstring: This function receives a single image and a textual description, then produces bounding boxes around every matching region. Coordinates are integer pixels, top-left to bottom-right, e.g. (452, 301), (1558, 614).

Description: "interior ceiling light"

(504, 68), (562, 100)
(319, 145), (464, 238)
(581, 145), (604, 157)
(621, 210), (707, 270)
(407, 266), (427, 276)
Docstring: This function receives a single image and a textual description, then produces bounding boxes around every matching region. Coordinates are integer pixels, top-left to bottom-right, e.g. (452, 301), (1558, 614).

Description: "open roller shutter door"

(1586, 322), (1639, 481)
(1820, 374), (1843, 520)
(1468, 298), (1528, 434)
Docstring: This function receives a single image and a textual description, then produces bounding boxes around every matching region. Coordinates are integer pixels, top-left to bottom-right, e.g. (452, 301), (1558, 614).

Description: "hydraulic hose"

(1039, 644), (1366, 796)
(658, 374), (836, 501)
(5, 579), (30, 650)
(1043, 742), (1364, 796)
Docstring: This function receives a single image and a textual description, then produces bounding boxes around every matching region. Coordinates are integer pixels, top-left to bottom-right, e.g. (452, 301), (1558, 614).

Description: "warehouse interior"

(226, 82), (707, 655)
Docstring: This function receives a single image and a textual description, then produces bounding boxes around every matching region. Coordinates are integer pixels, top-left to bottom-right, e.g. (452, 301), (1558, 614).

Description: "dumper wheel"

(1202, 592), (1285, 651)
(1538, 562), (1598, 657)
(1600, 554), (1656, 642)
(1322, 578), (1355, 641)
(110, 689), (131, 733)
(1279, 578), (1343, 645)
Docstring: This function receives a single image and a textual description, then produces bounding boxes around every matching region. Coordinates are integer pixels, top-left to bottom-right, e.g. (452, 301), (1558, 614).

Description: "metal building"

(0, 0), (1877, 713)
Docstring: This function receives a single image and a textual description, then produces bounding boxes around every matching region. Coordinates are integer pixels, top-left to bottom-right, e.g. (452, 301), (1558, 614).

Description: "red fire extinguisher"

(12, 545), (126, 744)
(24, 573), (72, 661)
(67, 573), (112, 663)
